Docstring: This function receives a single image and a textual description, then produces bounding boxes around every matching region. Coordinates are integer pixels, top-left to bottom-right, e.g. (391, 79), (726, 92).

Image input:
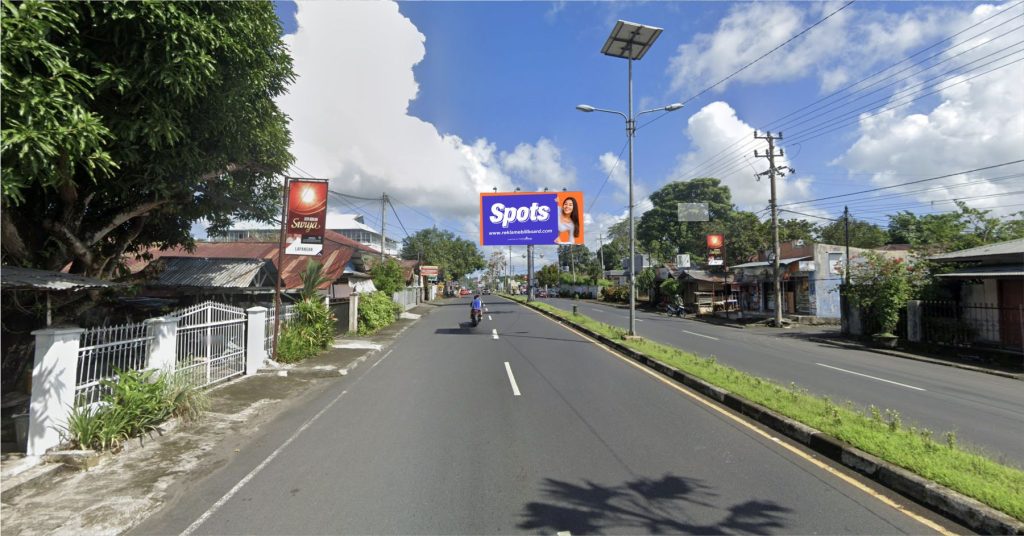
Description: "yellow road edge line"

(509, 298), (956, 536)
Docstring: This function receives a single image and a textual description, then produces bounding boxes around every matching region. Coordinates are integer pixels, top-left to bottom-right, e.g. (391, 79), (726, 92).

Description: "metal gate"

(174, 301), (247, 388)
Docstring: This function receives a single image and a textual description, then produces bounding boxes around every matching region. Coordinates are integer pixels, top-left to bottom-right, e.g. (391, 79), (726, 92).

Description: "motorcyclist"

(470, 294), (483, 324)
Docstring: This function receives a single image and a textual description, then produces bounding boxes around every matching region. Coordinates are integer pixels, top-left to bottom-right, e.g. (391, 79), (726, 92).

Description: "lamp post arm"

(586, 107), (629, 121)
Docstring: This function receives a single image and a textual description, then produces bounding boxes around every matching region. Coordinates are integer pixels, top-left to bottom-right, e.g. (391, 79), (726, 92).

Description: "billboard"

(480, 192), (584, 246)
(285, 179), (328, 256)
(706, 234), (724, 267)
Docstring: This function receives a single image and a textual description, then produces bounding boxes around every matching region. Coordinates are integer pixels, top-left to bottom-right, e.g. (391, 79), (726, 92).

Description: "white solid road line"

(504, 361), (521, 396)
(492, 329), (499, 340)
(816, 363), (926, 391)
(682, 330), (719, 341)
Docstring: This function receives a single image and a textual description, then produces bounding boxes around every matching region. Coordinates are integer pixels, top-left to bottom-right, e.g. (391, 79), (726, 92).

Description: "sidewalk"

(0, 304), (432, 536)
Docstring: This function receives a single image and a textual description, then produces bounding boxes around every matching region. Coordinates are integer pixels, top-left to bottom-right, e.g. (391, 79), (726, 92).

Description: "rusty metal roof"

(150, 258), (277, 288)
(1, 266), (118, 291)
(130, 230), (377, 290)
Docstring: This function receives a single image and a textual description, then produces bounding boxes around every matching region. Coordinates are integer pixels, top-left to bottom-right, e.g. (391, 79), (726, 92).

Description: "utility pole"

(598, 233), (605, 272)
(755, 131), (792, 328)
(844, 206), (851, 285)
(380, 193), (388, 263)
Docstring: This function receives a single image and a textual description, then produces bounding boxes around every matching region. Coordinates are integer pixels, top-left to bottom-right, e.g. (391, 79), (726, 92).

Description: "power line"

(679, 1), (856, 108)
(779, 160), (1024, 208)
(588, 140), (629, 212)
(779, 209), (840, 222)
(672, 5), (1024, 182)
(387, 198), (410, 238)
(787, 174), (1024, 212)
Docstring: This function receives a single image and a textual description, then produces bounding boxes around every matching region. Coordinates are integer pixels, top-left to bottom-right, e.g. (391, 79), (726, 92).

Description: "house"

(728, 240), (910, 320)
(604, 269), (628, 286)
(922, 238), (1024, 350)
(212, 214), (400, 256)
(129, 230), (379, 304)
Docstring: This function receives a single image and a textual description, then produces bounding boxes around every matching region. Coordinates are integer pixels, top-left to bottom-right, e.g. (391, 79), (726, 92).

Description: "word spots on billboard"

(489, 203), (551, 228)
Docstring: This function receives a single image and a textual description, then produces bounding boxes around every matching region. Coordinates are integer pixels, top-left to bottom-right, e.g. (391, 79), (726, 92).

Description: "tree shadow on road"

(518, 473), (791, 535)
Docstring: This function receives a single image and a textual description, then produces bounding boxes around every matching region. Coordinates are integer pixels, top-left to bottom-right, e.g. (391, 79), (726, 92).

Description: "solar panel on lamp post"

(577, 20), (682, 337)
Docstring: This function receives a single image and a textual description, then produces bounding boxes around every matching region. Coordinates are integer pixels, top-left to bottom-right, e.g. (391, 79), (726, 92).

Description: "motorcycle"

(470, 307), (483, 327)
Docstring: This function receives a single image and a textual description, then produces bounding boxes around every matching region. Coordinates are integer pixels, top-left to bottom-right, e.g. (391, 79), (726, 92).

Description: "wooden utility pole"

(755, 131), (792, 328)
(844, 206), (851, 285)
(380, 193), (388, 263)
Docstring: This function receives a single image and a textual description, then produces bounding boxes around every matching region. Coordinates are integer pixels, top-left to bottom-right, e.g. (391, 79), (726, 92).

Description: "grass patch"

(502, 294), (1024, 521)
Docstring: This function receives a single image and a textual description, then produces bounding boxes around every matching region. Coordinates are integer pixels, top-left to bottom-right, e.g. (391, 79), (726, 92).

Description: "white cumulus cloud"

(278, 1), (575, 221)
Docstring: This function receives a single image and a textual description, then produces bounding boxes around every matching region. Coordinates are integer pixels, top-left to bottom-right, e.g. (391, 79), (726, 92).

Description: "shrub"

(277, 298), (335, 363)
(370, 258), (405, 296)
(601, 285), (629, 303)
(358, 291), (401, 335)
(61, 368), (208, 451)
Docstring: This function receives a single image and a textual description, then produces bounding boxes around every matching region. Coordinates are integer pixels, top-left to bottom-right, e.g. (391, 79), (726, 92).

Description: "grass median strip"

(504, 294), (1024, 522)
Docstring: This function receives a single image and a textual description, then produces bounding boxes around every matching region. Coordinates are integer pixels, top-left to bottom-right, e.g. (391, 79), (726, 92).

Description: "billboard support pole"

(527, 245), (534, 302)
(272, 176), (291, 361)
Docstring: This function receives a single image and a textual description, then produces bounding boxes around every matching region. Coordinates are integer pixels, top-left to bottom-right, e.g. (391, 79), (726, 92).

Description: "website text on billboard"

(479, 192), (584, 246)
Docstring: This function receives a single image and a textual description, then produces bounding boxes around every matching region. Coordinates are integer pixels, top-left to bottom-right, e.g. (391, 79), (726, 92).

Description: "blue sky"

(268, 1), (1023, 267)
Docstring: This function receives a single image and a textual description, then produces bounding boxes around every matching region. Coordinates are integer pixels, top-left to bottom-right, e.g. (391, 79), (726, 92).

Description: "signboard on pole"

(285, 179), (328, 256)
(479, 192), (584, 246)
(706, 234), (724, 266)
(420, 266), (439, 277)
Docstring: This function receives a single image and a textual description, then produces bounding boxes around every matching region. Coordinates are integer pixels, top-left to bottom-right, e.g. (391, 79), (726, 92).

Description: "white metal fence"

(75, 322), (154, 406)
(392, 288), (420, 311)
(264, 303), (296, 355)
(174, 301), (248, 388)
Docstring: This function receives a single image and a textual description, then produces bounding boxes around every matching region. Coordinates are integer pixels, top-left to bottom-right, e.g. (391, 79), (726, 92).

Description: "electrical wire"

(672, 5), (1024, 182)
(778, 160), (1024, 207)
(678, 1), (857, 108)
(587, 140), (629, 212)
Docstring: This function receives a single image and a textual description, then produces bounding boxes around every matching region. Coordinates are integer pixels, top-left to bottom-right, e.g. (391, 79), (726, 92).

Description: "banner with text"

(285, 179), (328, 256)
(479, 192), (584, 246)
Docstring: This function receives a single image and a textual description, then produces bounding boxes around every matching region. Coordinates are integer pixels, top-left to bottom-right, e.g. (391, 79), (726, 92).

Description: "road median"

(503, 294), (1024, 534)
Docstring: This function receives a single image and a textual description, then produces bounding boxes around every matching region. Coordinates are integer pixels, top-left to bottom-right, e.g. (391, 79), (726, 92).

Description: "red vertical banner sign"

(706, 234), (724, 267)
(285, 179), (328, 256)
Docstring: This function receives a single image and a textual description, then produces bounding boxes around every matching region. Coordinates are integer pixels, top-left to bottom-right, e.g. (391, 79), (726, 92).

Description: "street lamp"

(577, 20), (683, 336)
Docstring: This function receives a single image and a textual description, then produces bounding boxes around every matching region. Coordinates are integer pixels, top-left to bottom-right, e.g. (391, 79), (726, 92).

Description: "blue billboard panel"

(479, 192), (584, 246)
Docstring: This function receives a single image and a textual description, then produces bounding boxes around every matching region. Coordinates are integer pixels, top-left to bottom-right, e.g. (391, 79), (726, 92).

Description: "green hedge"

(601, 285), (629, 302)
(358, 291), (401, 335)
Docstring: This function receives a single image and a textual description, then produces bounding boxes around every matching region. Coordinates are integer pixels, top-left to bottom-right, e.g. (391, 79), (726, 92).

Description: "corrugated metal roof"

(679, 269), (727, 283)
(0, 266), (118, 291)
(929, 238), (1024, 261)
(152, 258), (276, 288)
(935, 265), (1024, 278)
(130, 230), (375, 290)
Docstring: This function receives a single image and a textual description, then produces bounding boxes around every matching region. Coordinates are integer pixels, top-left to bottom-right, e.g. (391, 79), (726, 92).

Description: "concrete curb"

(512, 298), (1024, 535)
(807, 336), (1024, 381)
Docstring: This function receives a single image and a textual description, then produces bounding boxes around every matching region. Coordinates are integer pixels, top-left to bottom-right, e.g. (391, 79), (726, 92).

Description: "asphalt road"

(544, 297), (1024, 467)
(134, 297), (965, 535)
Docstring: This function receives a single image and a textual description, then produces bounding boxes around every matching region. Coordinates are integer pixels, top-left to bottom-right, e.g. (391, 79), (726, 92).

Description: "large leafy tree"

(636, 178), (770, 265)
(888, 202), (1024, 254)
(816, 218), (888, 249)
(399, 227), (485, 281)
(1, 1), (295, 277)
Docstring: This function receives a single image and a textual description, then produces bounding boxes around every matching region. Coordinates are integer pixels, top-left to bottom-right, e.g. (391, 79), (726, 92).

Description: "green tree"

(484, 251), (507, 289)
(1, 1), (295, 277)
(637, 179), (735, 263)
(370, 258), (404, 296)
(778, 218), (817, 243)
(635, 267), (657, 300)
(299, 260), (330, 302)
(843, 252), (923, 336)
(888, 202), (1024, 254)
(400, 227), (485, 280)
(816, 218), (888, 249)
(536, 264), (560, 288)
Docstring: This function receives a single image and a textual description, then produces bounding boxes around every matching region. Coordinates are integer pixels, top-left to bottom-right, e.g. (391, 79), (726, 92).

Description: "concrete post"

(907, 300), (922, 343)
(348, 294), (360, 333)
(145, 317), (178, 372)
(28, 326), (85, 456)
(245, 307), (268, 375)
